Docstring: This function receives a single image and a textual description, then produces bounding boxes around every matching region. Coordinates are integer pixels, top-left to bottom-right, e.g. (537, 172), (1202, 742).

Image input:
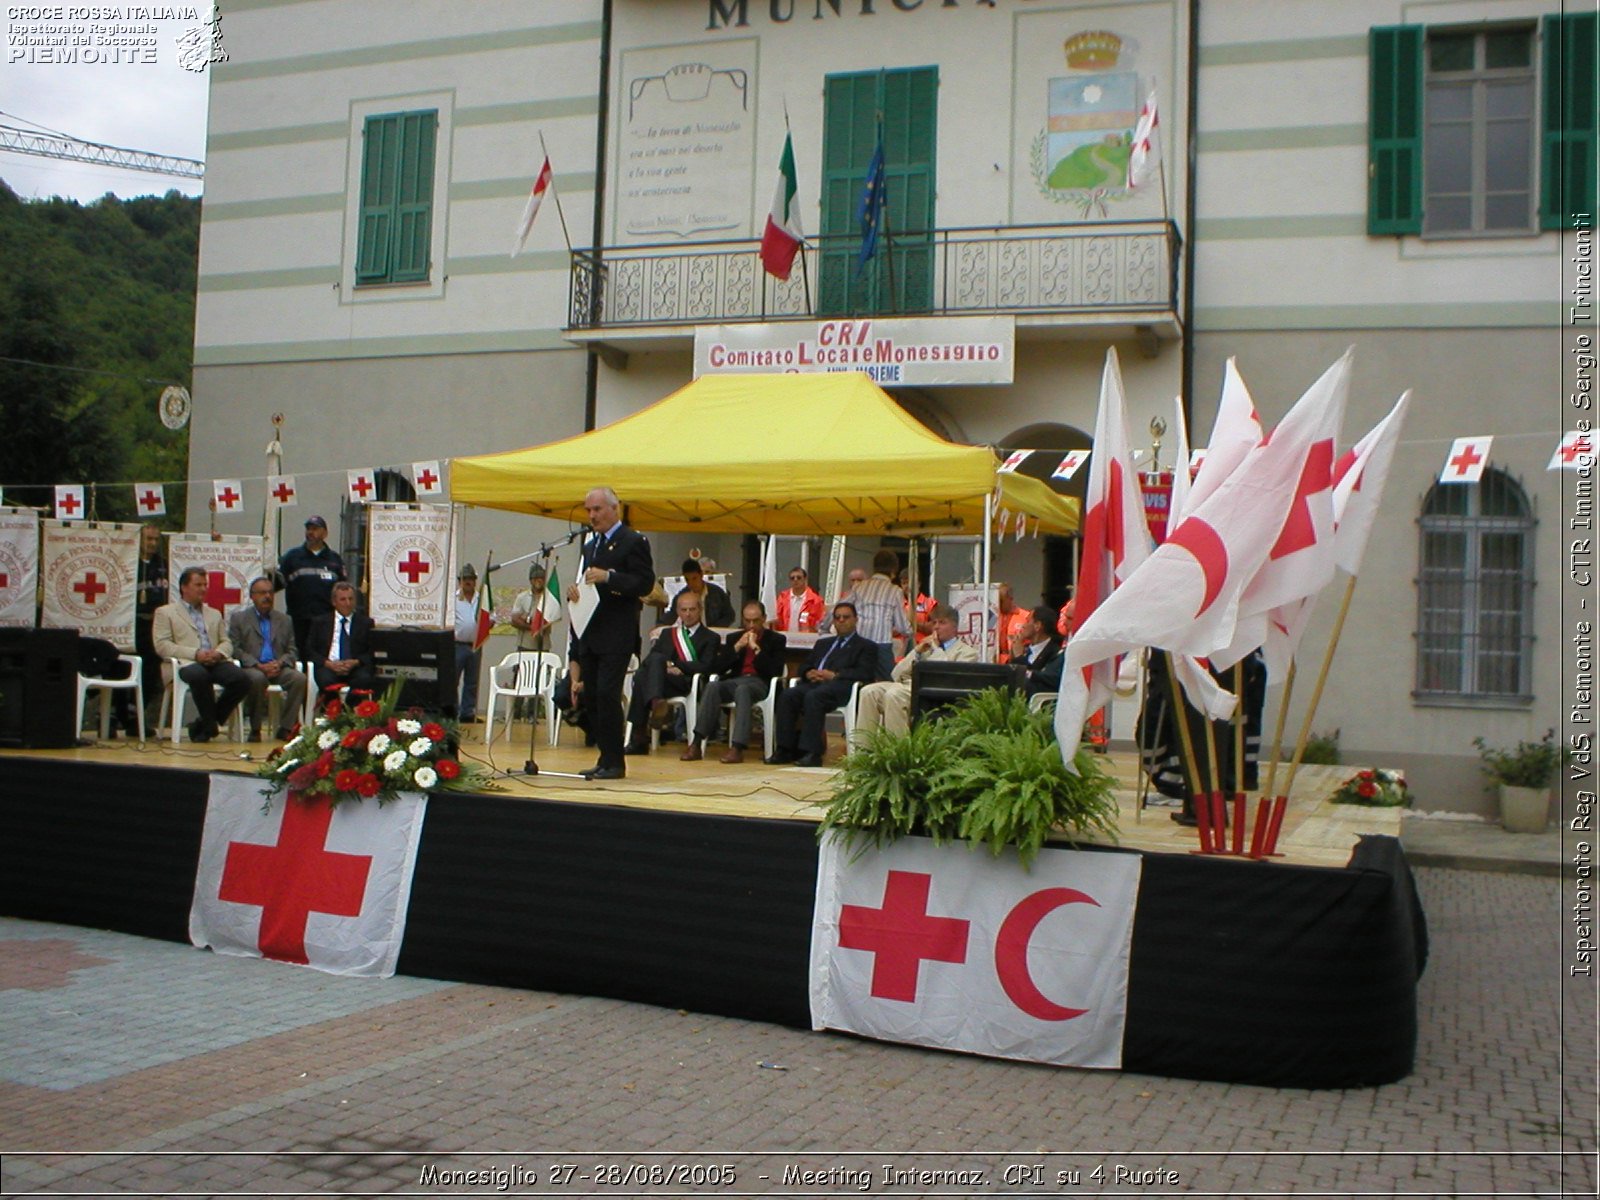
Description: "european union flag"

(855, 131), (886, 275)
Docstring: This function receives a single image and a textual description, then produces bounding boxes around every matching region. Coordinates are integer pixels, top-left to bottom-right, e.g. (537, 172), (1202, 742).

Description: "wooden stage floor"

(3, 721), (1399, 868)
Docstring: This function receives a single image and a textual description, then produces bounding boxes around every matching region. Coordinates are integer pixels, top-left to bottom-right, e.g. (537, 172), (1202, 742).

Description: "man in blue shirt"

(228, 576), (308, 742)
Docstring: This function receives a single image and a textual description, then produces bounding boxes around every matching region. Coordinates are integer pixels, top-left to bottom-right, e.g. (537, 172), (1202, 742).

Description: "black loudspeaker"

(909, 658), (1023, 726)
(0, 628), (80, 749)
(370, 628), (458, 717)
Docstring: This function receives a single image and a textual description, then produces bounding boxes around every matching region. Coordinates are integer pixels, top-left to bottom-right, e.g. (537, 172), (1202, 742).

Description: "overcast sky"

(1, 10), (213, 203)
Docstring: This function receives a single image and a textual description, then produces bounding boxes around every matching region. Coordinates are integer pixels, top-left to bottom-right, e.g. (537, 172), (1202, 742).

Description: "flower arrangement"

(256, 682), (486, 807)
(1330, 767), (1409, 808)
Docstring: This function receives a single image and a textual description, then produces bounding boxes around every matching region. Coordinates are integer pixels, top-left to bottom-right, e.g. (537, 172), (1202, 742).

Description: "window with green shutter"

(1541, 11), (1597, 230)
(1369, 25), (1424, 235)
(818, 67), (937, 316)
(356, 110), (436, 286)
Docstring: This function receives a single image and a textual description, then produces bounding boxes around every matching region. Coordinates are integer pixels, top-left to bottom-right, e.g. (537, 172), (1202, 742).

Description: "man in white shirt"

(510, 563), (561, 653)
(454, 564), (483, 722)
(851, 604), (977, 744)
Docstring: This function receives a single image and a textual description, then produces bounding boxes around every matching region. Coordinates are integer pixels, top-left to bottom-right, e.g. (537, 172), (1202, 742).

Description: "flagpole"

(539, 131), (573, 255)
(1261, 659), (1295, 800)
(1282, 573), (1357, 800)
(782, 100), (814, 315)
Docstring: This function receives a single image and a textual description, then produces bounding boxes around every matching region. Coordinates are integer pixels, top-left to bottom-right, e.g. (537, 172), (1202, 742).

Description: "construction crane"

(0, 123), (204, 180)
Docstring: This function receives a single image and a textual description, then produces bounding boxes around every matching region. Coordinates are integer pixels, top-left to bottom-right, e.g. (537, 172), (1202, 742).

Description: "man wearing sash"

(623, 589), (719, 755)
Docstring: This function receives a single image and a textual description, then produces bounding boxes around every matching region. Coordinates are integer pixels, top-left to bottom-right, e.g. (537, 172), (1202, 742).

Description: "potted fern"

(1473, 729), (1567, 833)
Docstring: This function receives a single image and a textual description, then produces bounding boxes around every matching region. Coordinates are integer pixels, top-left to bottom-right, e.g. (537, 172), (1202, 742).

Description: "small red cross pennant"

(1550, 431), (1596, 471)
(1052, 450), (1089, 481)
(347, 470), (376, 504)
(54, 485), (85, 520)
(133, 483), (166, 516)
(1189, 447), (1208, 473)
(267, 474), (298, 508)
(212, 479), (244, 513)
(411, 460), (444, 496)
(998, 450), (1030, 474)
(1439, 436), (1492, 484)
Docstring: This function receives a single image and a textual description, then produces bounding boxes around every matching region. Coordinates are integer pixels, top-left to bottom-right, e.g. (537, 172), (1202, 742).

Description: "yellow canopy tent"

(450, 373), (1080, 537)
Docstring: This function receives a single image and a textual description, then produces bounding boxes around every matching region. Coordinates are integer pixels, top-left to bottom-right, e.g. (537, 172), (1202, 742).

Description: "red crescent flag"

(512, 156), (553, 257)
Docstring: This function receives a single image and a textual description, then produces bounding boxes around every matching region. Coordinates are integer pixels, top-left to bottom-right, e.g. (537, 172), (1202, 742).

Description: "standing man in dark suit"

(228, 575), (309, 741)
(623, 589), (720, 755)
(306, 581), (377, 701)
(568, 486), (654, 780)
(766, 601), (878, 768)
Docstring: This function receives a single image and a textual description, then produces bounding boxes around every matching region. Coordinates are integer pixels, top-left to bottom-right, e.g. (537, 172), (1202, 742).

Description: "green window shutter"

(355, 109), (436, 285)
(356, 115), (397, 283)
(1541, 12), (1598, 230)
(1369, 25), (1424, 235)
(391, 112), (435, 283)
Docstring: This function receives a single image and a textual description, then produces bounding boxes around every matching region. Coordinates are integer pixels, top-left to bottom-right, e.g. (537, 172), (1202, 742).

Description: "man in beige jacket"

(851, 603), (977, 745)
(153, 566), (250, 742)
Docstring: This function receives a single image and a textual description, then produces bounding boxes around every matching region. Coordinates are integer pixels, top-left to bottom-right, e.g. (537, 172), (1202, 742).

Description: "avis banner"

(39, 520), (139, 647)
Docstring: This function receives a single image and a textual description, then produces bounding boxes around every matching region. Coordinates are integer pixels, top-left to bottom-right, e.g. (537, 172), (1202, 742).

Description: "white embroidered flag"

(167, 534), (265, 619)
(39, 520), (139, 646)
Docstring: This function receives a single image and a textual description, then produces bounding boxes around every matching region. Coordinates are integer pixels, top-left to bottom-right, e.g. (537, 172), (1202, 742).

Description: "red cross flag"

(1440, 436), (1491, 484)
(411, 460), (444, 496)
(267, 474), (298, 509)
(212, 479), (244, 513)
(999, 450), (1030, 474)
(190, 774), (427, 977)
(347, 470), (376, 505)
(1126, 90), (1161, 191)
(810, 836), (1141, 1068)
(1551, 430), (1596, 471)
(133, 483), (166, 517)
(1052, 449), (1089, 481)
(54, 484), (86, 521)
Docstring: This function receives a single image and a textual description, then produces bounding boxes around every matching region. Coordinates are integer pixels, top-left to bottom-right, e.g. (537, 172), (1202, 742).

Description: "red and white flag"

(1551, 430), (1596, 471)
(347, 469), (377, 505)
(1187, 358), (1264, 516)
(190, 773), (427, 977)
(1333, 390), (1412, 576)
(212, 478), (244, 514)
(810, 835), (1142, 1069)
(1126, 90), (1161, 190)
(760, 132), (804, 281)
(1052, 449), (1089, 481)
(1440, 436), (1491, 484)
(511, 155), (553, 258)
(0, 506), (40, 629)
(54, 484), (85, 521)
(133, 483), (166, 517)
(412, 460), (444, 496)
(266, 474), (298, 509)
(999, 450), (1029, 474)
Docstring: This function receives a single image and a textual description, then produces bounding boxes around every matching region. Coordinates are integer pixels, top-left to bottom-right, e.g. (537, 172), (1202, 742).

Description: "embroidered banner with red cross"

(0, 506), (40, 629)
(367, 503), (457, 628)
(190, 773), (427, 976)
(39, 519), (139, 646)
(809, 835), (1140, 1069)
(167, 533), (266, 622)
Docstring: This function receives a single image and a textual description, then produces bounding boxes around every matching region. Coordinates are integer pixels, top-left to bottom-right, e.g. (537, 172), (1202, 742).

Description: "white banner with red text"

(167, 534), (266, 622)
(0, 507), (39, 629)
(366, 504), (457, 628)
(694, 315), (1014, 386)
(39, 520), (138, 647)
(810, 835), (1140, 1068)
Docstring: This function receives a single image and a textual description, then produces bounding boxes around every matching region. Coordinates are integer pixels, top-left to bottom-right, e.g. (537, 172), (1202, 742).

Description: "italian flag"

(473, 573), (494, 651)
(760, 133), (803, 281)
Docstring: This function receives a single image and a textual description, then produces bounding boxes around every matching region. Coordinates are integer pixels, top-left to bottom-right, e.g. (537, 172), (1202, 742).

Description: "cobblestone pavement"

(0, 867), (1594, 1198)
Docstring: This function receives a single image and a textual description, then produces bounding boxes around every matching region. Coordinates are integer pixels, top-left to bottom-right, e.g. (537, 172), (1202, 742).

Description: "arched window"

(1415, 467), (1534, 702)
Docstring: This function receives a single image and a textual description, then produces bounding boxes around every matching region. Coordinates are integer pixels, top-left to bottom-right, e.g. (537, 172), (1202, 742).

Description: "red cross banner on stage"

(0, 507), (40, 629)
(411, 460), (444, 497)
(810, 836), (1141, 1069)
(212, 478), (245, 514)
(348, 470), (377, 505)
(1440, 436), (1491, 484)
(1051, 450), (1089, 481)
(167, 533), (266, 620)
(54, 484), (86, 521)
(132, 482), (166, 517)
(267, 474), (298, 509)
(367, 503), (458, 628)
(39, 519), (139, 646)
(1551, 430), (1596, 471)
(190, 774), (427, 977)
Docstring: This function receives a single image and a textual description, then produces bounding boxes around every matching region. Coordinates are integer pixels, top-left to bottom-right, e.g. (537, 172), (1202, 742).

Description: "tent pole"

(980, 495), (993, 661)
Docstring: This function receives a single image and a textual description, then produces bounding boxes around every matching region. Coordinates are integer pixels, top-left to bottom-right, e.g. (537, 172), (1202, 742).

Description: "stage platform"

(0, 725), (1424, 1089)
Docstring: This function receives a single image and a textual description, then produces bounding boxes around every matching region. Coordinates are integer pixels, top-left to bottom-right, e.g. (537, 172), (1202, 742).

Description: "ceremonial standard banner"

(189, 773), (427, 977)
(39, 520), (138, 647)
(810, 836), (1141, 1069)
(168, 533), (266, 621)
(367, 504), (457, 628)
(0, 507), (39, 629)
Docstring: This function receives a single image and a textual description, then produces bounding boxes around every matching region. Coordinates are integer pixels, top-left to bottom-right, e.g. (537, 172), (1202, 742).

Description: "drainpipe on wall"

(1180, 0), (1200, 427)
(583, 0), (614, 433)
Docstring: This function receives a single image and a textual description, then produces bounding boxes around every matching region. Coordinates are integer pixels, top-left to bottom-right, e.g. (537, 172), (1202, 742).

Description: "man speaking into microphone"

(567, 486), (654, 780)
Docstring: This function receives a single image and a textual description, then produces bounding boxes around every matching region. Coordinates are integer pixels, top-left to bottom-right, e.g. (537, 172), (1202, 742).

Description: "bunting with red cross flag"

(347, 469), (377, 505)
(133, 483), (166, 517)
(54, 484), (86, 522)
(266, 474), (298, 510)
(212, 478), (245, 515)
(1551, 430), (1596, 471)
(411, 460), (445, 497)
(190, 773), (427, 976)
(810, 835), (1141, 1068)
(1439, 436), (1491, 484)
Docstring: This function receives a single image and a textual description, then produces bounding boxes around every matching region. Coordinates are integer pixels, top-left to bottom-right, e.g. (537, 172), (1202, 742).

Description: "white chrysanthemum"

(317, 730), (339, 750)
(368, 733), (391, 756)
(396, 718), (422, 735)
(413, 766), (438, 789)
(383, 749), (408, 773)
(408, 737), (432, 757)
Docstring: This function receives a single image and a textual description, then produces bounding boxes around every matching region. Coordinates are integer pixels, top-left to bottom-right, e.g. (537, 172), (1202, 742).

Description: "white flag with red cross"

(190, 773), (427, 977)
(54, 484), (86, 521)
(810, 835), (1141, 1068)
(266, 475), (298, 510)
(1052, 449), (1089, 481)
(1332, 391), (1413, 576)
(998, 450), (1030, 474)
(347, 469), (377, 505)
(212, 479), (245, 514)
(133, 483), (166, 517)
(411, 460), (445, 497)
(0, 506), (40, 629)
(1551, 430), (1596, 471)
(1439, 436), (1491, 484)
(1187, 359), (1264, 516)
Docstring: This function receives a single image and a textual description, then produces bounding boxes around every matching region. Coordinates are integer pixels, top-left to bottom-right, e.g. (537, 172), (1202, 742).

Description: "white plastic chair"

(624, 670), (704, 750)
(720, 674), (781, 760)
(484, 651), (562, 745)
(1028, 692), (1057, 714)
(77, 653), (145, 743)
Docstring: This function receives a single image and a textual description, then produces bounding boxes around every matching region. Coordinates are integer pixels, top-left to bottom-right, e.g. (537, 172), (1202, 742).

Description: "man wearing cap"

(510, 563), (561, 654)
(278, 516), (345, 657)
(453, 564), (485, 722)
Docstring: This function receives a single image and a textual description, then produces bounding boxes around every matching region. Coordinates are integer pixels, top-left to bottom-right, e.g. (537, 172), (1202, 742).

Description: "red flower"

(352, 726), (380, 746)
(1358, 769), (1376, 782)
(355, 700), (381, 718)
(324, 699), (343, 719)
(423, 723), (447, 742)
(341, 730), (362, 748)
(335, 768), (360, 791)
(288, 764), (317, 791)
(386, 717), (402, 737)
(1357, 781), (1377, 798)
(356, 773), (381, 798)
(437, 759), (460, 780)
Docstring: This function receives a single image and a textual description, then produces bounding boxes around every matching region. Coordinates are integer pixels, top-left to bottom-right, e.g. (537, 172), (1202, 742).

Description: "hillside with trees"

(0, 179), (198, 523)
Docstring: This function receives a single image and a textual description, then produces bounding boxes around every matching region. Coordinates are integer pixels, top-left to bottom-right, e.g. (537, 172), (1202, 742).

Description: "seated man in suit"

(153, 565), (250, 743)
(1012, 605), (1063, 696)
(766, 601), (878, 768)
(623, 589), (720, 755)
(852, 603), (977, 746)
(227, 575), (309, 742)
(682, 599), (787, 764)
(307, 581), (377, 702)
